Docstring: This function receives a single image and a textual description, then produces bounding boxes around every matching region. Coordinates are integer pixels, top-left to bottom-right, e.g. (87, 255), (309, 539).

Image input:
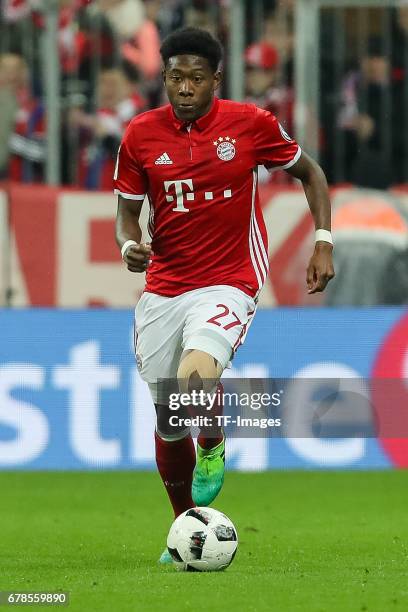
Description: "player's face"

(163, 55), (221, 122)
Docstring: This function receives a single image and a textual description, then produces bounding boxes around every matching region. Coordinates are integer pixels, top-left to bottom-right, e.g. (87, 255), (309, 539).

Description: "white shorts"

(134, 285), (256, 402)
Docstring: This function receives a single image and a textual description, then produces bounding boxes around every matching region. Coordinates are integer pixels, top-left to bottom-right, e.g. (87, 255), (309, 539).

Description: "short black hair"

(160, 27), (223, 73)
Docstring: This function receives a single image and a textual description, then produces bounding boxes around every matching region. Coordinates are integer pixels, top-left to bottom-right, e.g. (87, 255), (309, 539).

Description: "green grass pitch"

(1, 471), (407, 611)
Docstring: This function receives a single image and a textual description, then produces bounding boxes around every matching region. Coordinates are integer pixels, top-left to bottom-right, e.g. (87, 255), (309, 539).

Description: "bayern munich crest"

(213, 136), (236, 161)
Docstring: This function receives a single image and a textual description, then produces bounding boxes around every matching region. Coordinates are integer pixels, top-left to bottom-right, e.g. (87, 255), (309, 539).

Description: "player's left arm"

(286, 151), (335, 294)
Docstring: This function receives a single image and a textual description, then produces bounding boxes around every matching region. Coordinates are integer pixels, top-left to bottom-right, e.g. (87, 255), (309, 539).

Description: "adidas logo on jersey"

(155, 152), (173, 165)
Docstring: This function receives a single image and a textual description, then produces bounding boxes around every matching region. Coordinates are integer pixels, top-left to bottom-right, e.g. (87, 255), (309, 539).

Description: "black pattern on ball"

(213, 524), (237, 541)
(185, 508), (211, 525)
(189, 531), (207, 559)
(167, 547), (183, 562)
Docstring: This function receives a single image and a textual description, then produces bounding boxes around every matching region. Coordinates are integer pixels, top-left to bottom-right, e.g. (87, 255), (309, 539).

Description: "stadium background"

(1, 0), (408, 473)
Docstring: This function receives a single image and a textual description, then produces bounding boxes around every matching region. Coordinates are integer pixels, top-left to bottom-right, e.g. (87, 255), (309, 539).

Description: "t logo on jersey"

(164, 179), (194, 213)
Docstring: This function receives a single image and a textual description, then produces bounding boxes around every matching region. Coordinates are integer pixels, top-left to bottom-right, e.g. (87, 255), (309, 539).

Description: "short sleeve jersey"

(114, 98), (301, 299)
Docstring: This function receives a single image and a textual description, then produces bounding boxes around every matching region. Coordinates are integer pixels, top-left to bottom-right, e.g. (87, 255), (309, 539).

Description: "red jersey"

(113, 97), (300, 299)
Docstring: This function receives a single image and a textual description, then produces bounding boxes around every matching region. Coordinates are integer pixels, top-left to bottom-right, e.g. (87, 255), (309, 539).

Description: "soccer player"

(114, 27), (334, 563)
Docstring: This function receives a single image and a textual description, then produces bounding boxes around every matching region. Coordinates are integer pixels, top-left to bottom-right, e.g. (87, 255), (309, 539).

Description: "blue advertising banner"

(0, 308), (407, 470)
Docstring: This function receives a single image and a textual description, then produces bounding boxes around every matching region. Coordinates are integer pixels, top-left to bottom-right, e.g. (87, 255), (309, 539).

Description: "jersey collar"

(169, 97), (219, 131)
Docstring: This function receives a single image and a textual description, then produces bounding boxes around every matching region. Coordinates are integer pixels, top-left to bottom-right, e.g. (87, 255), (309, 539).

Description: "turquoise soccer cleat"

(192, 438), (225, 506)
(158, 548), (173, 564)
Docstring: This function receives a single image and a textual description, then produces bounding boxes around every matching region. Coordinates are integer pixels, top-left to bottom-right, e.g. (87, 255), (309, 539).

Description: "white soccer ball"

(166, 507), (238, 571)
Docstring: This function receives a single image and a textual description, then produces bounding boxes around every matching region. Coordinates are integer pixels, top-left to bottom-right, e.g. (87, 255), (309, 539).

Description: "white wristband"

(315, 229), (333, 245)
(121, 239), (138, 260)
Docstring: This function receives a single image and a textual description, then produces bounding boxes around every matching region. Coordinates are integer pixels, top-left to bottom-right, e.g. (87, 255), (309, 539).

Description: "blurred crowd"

(328, 7), (408, 187)
(0, 0), (408, 189)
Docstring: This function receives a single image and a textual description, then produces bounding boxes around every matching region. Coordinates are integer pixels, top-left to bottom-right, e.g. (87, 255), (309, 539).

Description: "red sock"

(197, 434), (224, 450)
(198, 383), (224, 450)
(155, 431), (196, 517)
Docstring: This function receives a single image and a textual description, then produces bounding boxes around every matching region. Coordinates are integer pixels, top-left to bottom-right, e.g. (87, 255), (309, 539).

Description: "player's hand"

(123, 242), (152, 273)
(306, 242), (335, 294)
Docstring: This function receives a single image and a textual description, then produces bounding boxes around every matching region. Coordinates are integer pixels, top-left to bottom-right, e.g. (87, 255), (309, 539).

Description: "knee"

(177, 350), (221, 394)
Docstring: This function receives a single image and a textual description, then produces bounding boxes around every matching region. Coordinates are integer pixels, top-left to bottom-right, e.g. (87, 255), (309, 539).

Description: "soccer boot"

(192, 438), (225, 506)
(158, 548), (173, 564)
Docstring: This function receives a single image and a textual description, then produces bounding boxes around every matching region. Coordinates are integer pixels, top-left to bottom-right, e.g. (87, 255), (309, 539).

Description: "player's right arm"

(113, 125), (151, 273)
(115, 196), (151, 273)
